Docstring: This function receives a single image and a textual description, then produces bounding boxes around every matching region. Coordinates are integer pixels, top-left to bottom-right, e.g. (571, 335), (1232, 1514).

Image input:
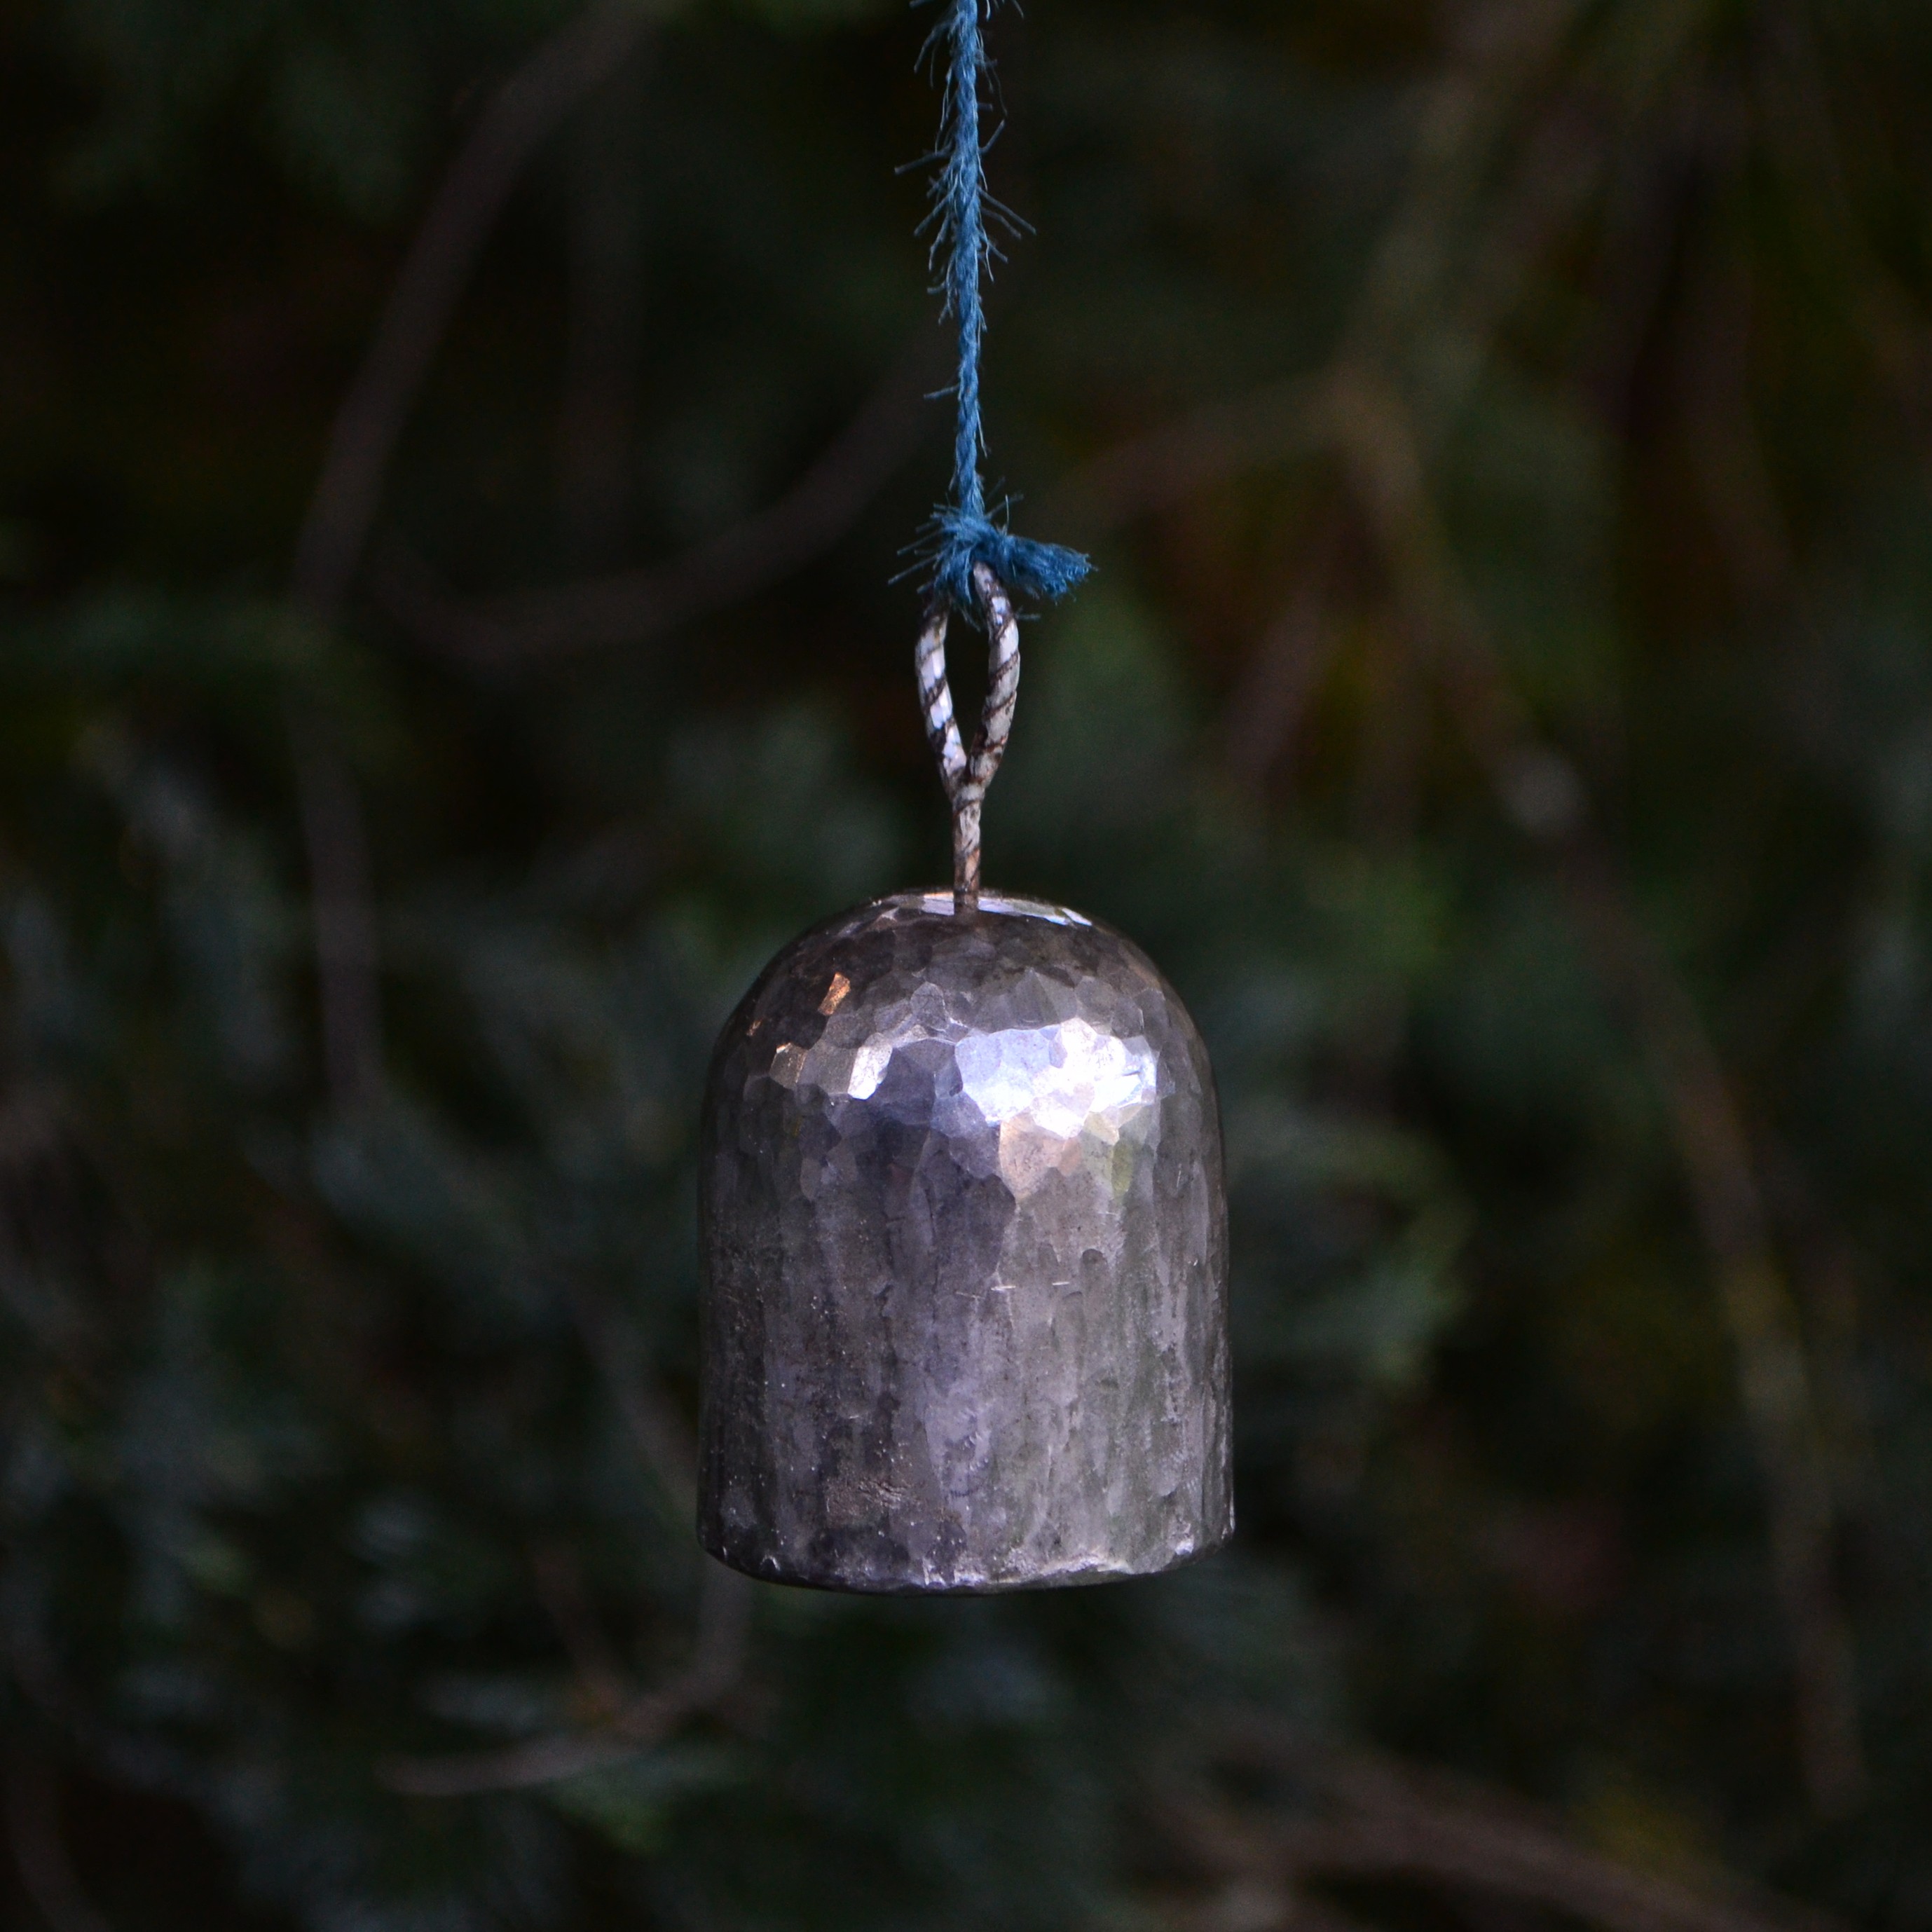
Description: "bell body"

(698, 889), (1232, 1593)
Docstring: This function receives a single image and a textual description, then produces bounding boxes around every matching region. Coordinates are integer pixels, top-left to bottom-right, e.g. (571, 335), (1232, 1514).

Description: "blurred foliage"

(2, 0), (1932, 1926)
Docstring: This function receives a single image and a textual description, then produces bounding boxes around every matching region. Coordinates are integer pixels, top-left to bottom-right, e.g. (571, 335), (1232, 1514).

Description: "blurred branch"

(557, 45), (652, 568)
(559, 1271), (697, 1516)
(1331, 366), (1866, 1815)
(0, 1092), (107, 1392)
(4, 1757), (112, 1932)
(383, 1559), (750, 1797)
(286, 705), (383, 1112)
(1157, 1877), (1369, 1932)
(1224, 518), (1346, 797)
(1676, 96), (1793, 615)
(383, 1276), (748, 1799)
(1045, 376), (1329, 539)
(287, 4), (654, 1110)
(1345, 0), (1573, 362)
(374, 336), (940, 667)
(1050, 0), (1591, 543)
(293, 0), (656, 622)
(1760, 3), (1932, 437)
(1753, 1135), (1883, 1535)
(1163, 1726), (1844, 1932)
(530, 1542), (632, 1718)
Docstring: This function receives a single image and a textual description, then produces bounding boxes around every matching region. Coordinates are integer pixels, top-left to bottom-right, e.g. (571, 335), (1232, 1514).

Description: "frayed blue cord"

(914, 0), (1090, 616)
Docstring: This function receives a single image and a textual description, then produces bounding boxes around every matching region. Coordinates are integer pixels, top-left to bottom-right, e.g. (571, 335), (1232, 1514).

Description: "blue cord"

(918, 0), (1090, 616)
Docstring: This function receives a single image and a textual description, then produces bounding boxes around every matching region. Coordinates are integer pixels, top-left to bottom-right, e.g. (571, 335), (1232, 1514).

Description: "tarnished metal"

(698, 889), (1233, 1594)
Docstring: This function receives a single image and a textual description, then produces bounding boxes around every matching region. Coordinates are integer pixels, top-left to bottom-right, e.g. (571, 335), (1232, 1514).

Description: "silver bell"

(697, 889), (1233, 1593)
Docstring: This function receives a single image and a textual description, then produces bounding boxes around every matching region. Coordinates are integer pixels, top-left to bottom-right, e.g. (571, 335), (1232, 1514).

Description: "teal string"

(917, 0), (1090, 616)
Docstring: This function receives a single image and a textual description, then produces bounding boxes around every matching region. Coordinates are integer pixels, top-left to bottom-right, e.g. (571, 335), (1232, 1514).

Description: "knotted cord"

(913, 0), (1088, 911)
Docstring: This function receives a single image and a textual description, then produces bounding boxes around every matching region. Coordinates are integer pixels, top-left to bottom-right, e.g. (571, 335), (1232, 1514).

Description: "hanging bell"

(696, 574), (1233, 1592)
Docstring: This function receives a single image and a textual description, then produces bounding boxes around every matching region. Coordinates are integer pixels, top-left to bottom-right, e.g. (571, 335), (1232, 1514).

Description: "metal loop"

(915, 565), (1021, 912)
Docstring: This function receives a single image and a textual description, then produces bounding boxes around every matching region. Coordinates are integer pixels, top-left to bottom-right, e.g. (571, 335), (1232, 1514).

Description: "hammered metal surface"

(698, 890), (1232, 1593)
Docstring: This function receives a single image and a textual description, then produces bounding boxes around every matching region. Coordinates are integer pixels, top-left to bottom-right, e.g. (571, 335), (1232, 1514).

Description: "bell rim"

(695, 1518), (1236, 1596)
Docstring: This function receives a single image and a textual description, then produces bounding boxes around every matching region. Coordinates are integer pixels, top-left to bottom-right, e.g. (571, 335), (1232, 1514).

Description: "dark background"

(3, 0), (1931, 1926)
